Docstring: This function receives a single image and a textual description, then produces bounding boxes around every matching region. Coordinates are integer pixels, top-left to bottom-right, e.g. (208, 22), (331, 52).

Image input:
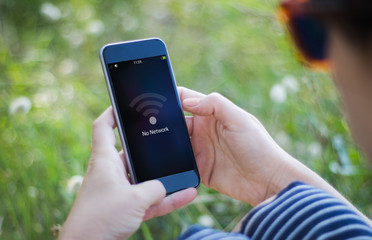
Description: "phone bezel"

(99, 38), (200, 194)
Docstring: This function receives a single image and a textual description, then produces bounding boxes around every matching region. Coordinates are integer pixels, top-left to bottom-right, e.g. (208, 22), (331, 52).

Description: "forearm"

(273, 153), (372, 226)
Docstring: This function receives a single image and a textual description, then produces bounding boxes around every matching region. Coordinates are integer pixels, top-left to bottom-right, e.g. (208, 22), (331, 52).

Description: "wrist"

(264, 151), (305, 200)
(267, 151), (329, 197)
(237, 150), (297, 206)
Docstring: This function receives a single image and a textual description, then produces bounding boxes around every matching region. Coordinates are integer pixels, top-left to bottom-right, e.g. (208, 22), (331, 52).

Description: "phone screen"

(107, 55), (195, 182)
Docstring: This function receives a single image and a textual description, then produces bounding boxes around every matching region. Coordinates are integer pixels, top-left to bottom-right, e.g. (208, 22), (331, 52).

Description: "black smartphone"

(100, 38), (200, 194)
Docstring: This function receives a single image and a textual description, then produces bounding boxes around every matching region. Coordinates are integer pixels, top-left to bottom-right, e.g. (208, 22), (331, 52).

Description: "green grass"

(1, 0), (372, 239)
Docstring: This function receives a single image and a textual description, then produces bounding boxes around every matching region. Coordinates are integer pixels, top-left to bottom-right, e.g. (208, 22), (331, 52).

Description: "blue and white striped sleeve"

(240, 181), (372, 240)
(177, 224), (249, 240)
(178, 181), (372, 240)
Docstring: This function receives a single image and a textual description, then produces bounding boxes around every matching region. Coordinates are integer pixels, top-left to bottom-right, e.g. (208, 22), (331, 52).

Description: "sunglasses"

(278, 0), (339, 71)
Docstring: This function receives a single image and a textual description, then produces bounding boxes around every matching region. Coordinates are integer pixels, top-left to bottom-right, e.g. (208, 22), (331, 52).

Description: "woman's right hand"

(178, 87), (303, 206)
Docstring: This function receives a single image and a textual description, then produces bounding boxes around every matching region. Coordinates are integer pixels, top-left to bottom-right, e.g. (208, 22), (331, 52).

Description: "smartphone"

(100, 38), (200, 194)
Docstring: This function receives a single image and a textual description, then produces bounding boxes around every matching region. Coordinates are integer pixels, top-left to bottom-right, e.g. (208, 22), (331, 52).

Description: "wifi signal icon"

(129, 93), (167, 125)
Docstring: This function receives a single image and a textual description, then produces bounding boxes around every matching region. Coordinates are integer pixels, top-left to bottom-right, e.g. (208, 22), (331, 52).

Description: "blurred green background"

(1, 0), (372, 239)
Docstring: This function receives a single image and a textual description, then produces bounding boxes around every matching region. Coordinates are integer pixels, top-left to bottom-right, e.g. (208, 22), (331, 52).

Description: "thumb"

(134, 180), (166, 207)
(183, 92), (248, 126)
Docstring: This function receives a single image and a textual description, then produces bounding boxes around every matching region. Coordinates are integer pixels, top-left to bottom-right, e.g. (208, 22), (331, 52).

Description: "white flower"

(86, 20), (104, 35)
(329, 135), (356, 176)
(33, 89), (58, 107)
(59, 59), (77, 75)
(40, 3), (61, 21)
(282, 75), (299, 93)
(214, 203), (226, 213)
(307, 142), (322, 158)
(198, 215), (214, 227)
(28, 186), (38, 198)
(62, 28), (85, 48)
(275, 131), (290, 148)
(270, 83), (287, 103)
(318, 124), (329, 137)
(9, 96), (32, 115)
(67, 175), (84, 194)
(329, 162), (356, 176)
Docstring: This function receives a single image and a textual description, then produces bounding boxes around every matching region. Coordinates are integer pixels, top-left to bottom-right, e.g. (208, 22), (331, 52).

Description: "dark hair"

(309, 0), (372, 47)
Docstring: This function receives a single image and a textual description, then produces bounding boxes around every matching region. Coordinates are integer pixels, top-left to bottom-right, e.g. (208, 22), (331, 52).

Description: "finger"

(178, 86), (205, 102)
(118, 150), (137, 184)
(134, 180), (166, 207)
(182, 92), (248, 127)
(118, 150), (129, 178)
(185, 116), (194, 136)
(91, 106), (117, 152)
(143, 188), (197, 221)
(89, 107), (127, 181)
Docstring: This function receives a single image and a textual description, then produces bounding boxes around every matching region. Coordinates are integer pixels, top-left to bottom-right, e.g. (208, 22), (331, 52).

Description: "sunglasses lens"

(290, 16), (328, 61)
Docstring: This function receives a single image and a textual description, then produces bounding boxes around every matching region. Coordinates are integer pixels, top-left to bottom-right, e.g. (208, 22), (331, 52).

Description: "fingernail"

(183, 98), (200, 107)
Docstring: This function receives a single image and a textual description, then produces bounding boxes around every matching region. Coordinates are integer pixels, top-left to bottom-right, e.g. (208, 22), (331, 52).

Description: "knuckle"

(208, 92), (223, 102)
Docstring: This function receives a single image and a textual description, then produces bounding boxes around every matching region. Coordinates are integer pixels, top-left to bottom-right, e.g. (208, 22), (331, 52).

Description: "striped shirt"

(178, 182), (372, 240)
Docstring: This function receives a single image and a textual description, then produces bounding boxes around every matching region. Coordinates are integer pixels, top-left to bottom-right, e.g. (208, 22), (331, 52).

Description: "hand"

(178, 87), (372, 226)
(178, 87), (298, 206)
(59, 107), (197, 240)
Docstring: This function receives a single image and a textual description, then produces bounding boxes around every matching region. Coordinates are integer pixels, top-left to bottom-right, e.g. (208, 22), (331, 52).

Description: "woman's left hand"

(59, 107), (197, 240)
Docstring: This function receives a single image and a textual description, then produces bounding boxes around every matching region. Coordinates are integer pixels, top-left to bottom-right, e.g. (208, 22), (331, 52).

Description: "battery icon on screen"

(162, 56), (166, 60)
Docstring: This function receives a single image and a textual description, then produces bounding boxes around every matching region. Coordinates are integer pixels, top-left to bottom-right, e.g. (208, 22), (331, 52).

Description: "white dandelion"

(28, 186), (38, 198)
(270, 83), (287, 104)
(40, 3), (61, 21)
(213, 203), (226, 213)
(86, 20), (104, 35)
(33, 89), (58, 107)
(198, 215), (214, 227)
(9, 96), (32, 115)
(67, 175), (84, 194)
(308, 141), (322, 158)
(62, 28), (85, 48)
(59, 59), (77, 75)
(282, 75), (299, 93)
(329, 135), (356, 176)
